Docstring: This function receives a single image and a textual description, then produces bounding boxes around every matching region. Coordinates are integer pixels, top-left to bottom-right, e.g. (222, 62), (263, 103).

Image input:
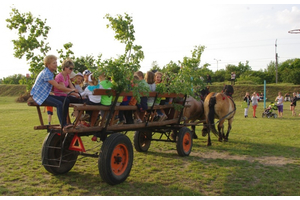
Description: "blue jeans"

(43, 95), (70, 127)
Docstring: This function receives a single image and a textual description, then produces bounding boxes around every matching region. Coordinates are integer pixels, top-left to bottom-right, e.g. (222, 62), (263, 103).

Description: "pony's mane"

(222, 85), (234, 97)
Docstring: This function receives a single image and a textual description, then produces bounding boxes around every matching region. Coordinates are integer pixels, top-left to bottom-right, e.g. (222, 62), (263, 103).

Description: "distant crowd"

(243, 91), (300, 119)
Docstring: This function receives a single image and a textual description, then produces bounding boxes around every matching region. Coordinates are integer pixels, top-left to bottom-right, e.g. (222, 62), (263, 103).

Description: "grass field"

(0, 96), (300, 196)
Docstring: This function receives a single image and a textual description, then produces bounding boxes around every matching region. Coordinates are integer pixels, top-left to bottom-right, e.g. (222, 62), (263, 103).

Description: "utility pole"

(214, 58), (221, 71)
(275, 39), (278, 84)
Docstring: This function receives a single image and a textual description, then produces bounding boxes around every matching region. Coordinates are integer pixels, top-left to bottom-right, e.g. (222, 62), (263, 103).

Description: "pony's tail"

(208, 96), (218, 137)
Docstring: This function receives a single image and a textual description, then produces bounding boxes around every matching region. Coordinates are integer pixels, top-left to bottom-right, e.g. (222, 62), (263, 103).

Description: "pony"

(182, 96), (206, 139)
(170, 94), (206, 139)
(202, 85), (236, 146)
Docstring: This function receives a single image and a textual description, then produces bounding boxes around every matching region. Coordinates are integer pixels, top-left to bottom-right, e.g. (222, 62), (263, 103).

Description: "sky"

(1, 1), (300, 79)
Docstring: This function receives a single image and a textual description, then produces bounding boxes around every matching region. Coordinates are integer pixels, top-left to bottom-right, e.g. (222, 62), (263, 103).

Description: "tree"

(92, 13), (146, 96)
(278, 58), (300, 84)
(214, 69), (227, 82)
(150, 61), (161, 72)
(167, 45), (206, 97)
(2, 74), (25, 84)
(264, 61), (276, 83)
(161, 61), (180, 74)
(6, 8), (51, 90)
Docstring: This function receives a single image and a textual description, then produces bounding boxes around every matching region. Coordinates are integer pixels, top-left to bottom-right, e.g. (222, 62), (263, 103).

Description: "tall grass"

(0, 96), (300, 196)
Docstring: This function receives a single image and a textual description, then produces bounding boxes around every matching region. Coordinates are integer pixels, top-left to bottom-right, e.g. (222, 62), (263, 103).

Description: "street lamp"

(214, 58), (221, 71)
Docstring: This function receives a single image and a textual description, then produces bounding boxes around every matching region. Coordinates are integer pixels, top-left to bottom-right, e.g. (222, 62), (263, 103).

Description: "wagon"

(28, 89), (204, 185)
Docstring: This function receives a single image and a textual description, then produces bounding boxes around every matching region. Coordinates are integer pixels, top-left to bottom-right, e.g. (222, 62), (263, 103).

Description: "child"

(80, 74), (101, 122)
(145, 71), (156, 106)
(135, 71), (149, 121)
(130, 75), (142, 123)
(44, 106), (53, 125)
(243, 92), (251, 118)
(251, 92), (260, 118)
(74, 72), (84, 93)
(99, 72), (113, 118)
(155, 71), (167, 121)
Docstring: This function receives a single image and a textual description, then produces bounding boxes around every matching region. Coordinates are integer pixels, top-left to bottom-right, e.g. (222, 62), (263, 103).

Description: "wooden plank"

(93, 89), (184, 98)
(34, 125), (61, 130)
(63, 118), (180, 133)
(70, 103), (190, 111)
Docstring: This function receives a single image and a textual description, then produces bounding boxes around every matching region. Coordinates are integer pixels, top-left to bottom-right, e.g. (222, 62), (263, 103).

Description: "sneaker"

(64, 124), (74, 129)
(159, 114), (168, 122)
(116, 120), (124, 125)
(135, 119), (142, 124)
(153, 115), (160, 121)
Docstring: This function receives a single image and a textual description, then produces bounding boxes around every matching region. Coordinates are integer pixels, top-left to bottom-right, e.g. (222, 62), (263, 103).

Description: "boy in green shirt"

(99, 73), (113, 106)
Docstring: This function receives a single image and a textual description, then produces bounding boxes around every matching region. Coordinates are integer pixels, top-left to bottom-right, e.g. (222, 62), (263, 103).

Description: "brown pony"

(202, 85), (236, 146)
(182, 96), (206, 138)
(171, 96), (205, 139)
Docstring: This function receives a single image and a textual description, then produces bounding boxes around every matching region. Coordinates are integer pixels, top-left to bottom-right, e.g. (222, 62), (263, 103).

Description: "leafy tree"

(213, 69), (227, 82)
(237, 61), (252, 74)
(150, 61), (161, 72)
(167, 45), (206, 97)
(91, 13), (146, 96)
(278, 58), (300, 84)
(264, 61), (276, 83)
(6, 8), (51, 90)
(74, 55), (100, 74)
(161, 61), (180, 74)
(198, 63), (213, 81)
(2, 74), (25, 84)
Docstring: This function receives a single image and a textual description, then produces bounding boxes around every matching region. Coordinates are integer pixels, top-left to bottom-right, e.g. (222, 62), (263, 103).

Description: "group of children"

(45, 69), (170, 126)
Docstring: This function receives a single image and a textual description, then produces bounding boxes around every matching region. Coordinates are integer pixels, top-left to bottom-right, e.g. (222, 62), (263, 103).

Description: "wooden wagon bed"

(28, 89), (204, 185)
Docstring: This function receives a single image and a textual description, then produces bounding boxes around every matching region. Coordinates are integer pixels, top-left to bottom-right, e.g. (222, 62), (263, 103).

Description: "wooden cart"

(28, 89), (204, 185)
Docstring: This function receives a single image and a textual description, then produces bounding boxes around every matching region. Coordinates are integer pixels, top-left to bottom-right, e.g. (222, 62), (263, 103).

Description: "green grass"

(0, 96), (300, 196)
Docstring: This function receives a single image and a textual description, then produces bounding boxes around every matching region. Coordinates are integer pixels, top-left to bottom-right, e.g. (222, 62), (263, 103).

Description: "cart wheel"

(41, 131), (78, 174)
(98, 133), (133, 185)
(267, 114), (271, 118)
(273, 114), (278, 118)
(262, 113), (266, 118)
(133, 130), (152, 152)
(176, 127), (193, 156)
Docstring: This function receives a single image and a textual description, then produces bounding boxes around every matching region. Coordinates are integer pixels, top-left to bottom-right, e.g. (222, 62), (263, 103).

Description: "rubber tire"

(262, 113), (266, 118)
(176, 127), (193, 156)
(98, 133), (133, 185)
(41, 132), (78, 174)
(133, 130), (152, 152)
(273, 114), (278, 118)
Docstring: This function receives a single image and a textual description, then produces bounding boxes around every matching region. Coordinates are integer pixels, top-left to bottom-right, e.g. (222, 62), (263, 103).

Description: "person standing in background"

(243, 92), (251, 118)
(290, 92), (297, 116)
(275, 92), (284, 118)
(44, 106), (53, 125)
(231, 72), (236, 85)
(251, 92), (260, 118)
(206, 74), (212, 85)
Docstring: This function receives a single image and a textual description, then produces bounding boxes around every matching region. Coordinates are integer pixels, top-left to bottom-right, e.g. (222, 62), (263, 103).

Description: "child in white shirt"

(80, 74), (101, 122)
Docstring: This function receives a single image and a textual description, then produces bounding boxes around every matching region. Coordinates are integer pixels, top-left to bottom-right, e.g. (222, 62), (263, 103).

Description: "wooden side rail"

(93, 89), (185, 98)
(70, 103), (183, 111)
(28, 90), (189, 131)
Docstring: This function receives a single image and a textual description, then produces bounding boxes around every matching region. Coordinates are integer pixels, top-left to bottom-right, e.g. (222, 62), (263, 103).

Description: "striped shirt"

(30, 67), (53, 105)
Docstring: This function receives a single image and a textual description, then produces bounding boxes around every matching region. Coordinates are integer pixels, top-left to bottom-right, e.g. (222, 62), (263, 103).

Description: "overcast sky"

(1, 1), (300, 79)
